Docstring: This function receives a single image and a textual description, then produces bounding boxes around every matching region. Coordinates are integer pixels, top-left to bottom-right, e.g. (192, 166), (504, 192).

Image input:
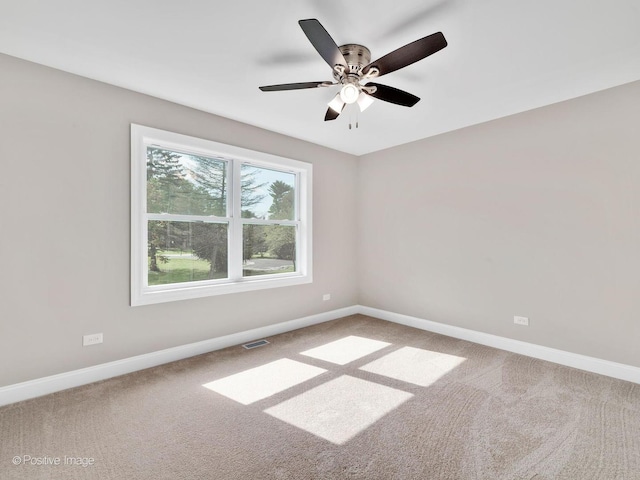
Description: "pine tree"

(265, 180), (296, 267)
(146, 148), (191, 272)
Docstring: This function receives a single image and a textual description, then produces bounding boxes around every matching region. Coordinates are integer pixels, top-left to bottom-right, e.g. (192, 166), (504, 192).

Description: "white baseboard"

(358, 305), (640, 385)
(3, 304), (638, 408)
(0, 306), (359, 407)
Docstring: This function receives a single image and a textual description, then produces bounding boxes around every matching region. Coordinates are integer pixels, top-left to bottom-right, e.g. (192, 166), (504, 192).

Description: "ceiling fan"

(259, 19), (447, 121)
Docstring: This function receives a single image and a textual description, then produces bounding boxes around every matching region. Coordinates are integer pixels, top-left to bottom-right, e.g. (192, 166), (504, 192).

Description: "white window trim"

(131, 124), (312, 306)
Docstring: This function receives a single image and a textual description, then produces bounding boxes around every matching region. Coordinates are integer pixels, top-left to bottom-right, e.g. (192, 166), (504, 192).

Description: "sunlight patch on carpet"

(300, 335), (391, 365)
(264, 375), (413, 445)
(202, 358), (326, 405)
(359, 346), (466, 387)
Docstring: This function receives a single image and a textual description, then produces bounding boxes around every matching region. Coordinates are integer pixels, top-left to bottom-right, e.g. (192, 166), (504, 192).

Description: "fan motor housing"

(337, 44), (371, 76)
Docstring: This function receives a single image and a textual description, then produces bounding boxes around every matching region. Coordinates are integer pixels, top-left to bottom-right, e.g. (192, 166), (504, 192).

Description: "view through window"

(131, 125), (312, 305)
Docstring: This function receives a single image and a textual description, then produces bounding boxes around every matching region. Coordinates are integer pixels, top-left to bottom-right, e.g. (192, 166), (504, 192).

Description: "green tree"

(265, 180), (296, 267)
(190, 223), (228, 278)
(267, 180), (294, 220)
(241, 166), (268, 212)
(266, 225), (296, 261)
(146, 148), (193, 272)
(189, 164), (266, 277)
(242, 210), (268, 263)
(187, 156), (227, 216)
(182, 156), (228, 278)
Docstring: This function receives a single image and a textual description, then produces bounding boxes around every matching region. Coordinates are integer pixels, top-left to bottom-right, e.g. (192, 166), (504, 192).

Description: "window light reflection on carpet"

(202, 358), (326, 405)
(360, 346), (466, 387)
(300, 335), (391, 365)
(264, 375), (413, 445)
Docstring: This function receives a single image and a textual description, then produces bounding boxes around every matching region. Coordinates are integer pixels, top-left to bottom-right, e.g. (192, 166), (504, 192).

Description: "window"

(131, 125), (312, 306)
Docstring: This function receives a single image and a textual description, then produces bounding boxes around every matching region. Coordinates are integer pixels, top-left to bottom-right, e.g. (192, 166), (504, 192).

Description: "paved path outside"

(244, 258), (293, 270)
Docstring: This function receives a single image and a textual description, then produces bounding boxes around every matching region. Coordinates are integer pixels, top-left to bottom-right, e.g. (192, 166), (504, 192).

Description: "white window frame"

(131, 124), (312, 306)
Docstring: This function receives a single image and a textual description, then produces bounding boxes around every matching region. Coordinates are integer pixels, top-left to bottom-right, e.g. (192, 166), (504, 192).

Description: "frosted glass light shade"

(357, 93), (374, 112)
(328, 93), (345, 113)
(339, 84), (359, 104)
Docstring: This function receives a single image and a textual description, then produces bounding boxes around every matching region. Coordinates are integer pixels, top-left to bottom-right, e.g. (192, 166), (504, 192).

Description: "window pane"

(147, 147), (227, 216)
(243, 224), (296, 277)
(148, 221), (228, 285)
(241, 165), (296, 220)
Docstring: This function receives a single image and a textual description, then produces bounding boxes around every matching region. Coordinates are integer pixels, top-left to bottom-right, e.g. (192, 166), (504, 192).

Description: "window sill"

(131, 273), (312, 306)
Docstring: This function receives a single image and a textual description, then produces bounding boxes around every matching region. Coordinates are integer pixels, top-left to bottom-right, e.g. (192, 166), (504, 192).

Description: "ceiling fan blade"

(327, 93), (344, 114)
(259, 82), (329, 92)
(365, 83), (420, 107)
(324, 107), (341, 121)
(362, 32), (447, 77)
(299, 19), (348, 69)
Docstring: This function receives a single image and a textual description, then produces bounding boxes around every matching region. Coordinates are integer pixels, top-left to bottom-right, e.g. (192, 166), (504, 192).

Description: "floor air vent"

(242, 339), (270, 350)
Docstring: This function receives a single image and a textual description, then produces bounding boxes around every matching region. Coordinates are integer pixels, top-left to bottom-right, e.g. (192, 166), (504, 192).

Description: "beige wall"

(0, 54), (359, 386)
(358, 80), (640, 367)
(2, 52), (639, 388)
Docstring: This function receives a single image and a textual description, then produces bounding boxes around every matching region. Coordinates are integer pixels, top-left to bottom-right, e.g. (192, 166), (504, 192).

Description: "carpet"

(1, 314), (639, 479)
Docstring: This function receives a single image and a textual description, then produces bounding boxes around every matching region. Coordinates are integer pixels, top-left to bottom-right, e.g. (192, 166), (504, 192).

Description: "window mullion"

(146, 213), (229, 223)
(241, 218), (299, 227)
(295, 171), (300, 222)
(228, 160), (243, 280)
(297, 170), (307, 275)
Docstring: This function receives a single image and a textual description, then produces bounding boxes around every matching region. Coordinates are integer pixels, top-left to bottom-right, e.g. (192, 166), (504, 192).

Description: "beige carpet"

(1, 314), (639, 479)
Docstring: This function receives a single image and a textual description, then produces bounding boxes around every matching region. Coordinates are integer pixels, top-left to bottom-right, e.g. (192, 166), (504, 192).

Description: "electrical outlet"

(83, 333), (103, 346)
(322, 294), (331, 301)
(513, 316), (529, 326)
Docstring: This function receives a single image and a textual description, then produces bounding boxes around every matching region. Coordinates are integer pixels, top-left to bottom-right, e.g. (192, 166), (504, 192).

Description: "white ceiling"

(1, 0), (639, 156)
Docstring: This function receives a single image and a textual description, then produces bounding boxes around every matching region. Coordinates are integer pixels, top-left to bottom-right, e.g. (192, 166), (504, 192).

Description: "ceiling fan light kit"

(327, 93), (345, 114)
(259, 18), (447, 123)
(339, 82), (360, 104)
(356, 92), (375, 112)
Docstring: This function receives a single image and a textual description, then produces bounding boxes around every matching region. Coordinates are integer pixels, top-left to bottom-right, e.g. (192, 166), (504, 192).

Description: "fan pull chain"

(348, 112), (360, 130)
